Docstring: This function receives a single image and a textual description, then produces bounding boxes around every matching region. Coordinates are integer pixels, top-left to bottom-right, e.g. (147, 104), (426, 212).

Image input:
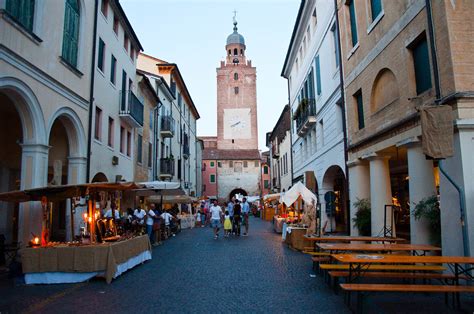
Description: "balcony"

(119, 90), (144, 127)
(159, 158), (174, 178)
(294, 98), (316, 137)
(160, 115), (175, 138)
(183, 134), (190, 159)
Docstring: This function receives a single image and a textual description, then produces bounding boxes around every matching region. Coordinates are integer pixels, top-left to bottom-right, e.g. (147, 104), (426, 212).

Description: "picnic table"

(317, 243), (441, 256)
(303, 235), (405, 251)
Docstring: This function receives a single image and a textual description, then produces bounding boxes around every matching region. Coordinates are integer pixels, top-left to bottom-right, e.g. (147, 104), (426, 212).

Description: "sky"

(121, 0), (300, 150)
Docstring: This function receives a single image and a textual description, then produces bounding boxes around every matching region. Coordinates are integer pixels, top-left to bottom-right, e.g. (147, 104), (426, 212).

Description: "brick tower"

(216, 17), (258, 150)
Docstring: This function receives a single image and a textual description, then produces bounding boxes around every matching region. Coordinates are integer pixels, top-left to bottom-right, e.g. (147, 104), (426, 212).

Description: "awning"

(264, 193), (281, 201)
(281, 182), (318, 206)
(146, 195), (197, 204)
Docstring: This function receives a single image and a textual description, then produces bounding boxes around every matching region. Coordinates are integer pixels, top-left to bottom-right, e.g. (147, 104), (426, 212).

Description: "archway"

(92, 172), (109, 183)
(229, 188), (247, 201)
(322, 165), (347, 234)
(370, 68), (399, 113)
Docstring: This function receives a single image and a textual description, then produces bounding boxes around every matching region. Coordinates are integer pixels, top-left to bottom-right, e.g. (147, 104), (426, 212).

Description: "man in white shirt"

(146, 204), (157, 243)
(134, 207), (146, 225)
(209, 200), (223, 239)
(104, 205), (120, 219)
(161, 211), (175, 237)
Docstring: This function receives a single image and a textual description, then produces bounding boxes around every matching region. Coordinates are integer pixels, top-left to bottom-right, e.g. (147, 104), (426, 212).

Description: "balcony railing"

(159, 158), (174, 177)
(119, 90), (144, 127)
(160, 115), (175, 137)
(294, 98), (316, 137)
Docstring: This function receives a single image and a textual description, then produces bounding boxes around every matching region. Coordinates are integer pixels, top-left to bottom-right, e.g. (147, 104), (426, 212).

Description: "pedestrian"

(146, 204), (157, 243)
(224, 210), (232, 237)
(233, 200), (242, 237)
(200, 203), (207, 227)
(227, 199), (234, 223)
(133, 207), (147, 234)
(242, 197), (250, 236)
(209, 200), (223, 239)
(161, 210), (175, 237)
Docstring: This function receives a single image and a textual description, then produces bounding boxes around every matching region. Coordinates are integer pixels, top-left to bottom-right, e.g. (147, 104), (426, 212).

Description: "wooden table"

(318, 243), (441, 255)
(304, 235), (405, 251)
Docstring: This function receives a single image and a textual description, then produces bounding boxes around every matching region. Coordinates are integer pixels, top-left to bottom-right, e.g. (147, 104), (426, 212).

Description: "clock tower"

(217, 17), (258, 150)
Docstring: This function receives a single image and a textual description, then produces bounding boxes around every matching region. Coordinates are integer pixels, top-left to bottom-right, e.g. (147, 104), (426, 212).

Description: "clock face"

(224, 108), (251, 139)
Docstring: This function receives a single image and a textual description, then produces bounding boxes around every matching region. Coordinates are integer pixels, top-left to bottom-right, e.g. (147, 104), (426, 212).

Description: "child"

(224, 210), (232, 237)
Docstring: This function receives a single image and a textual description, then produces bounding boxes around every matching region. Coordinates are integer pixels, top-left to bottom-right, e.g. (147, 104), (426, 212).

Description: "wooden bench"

(340, 283), (474, 312)
(303, 251), (331, 256)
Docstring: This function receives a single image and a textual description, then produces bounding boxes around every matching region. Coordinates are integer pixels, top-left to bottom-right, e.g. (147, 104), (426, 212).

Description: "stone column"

(347, 159), (370, 236)
(18, 143), (49, 246)
(366, 154), (392, 237)
(405, 142), (436, 244)
(66, 156), (88, 240)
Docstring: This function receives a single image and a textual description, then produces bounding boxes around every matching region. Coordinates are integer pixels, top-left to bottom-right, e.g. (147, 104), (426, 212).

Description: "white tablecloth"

(178, 215), (195, 229)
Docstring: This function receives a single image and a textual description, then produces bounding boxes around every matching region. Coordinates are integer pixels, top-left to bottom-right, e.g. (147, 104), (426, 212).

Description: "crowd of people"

(197, 198), (251, 240)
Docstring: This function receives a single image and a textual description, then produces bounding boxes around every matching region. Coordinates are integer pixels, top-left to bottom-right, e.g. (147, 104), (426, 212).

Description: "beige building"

(0, 0), (94, 243)
(338, 0), (474, 255)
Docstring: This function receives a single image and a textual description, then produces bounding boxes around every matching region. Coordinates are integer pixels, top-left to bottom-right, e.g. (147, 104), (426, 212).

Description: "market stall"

(263, 193), (281, 221)
(280, 182), (318, 251)
(0, 182), (160, 284)
(146, 194), (197, 229)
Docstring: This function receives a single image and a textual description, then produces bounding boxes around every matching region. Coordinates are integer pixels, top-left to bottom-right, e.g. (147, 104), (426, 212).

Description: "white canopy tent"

(138, 181), (181, 190)
(263, 193), (282, 202)
(281, 182), (318, 206)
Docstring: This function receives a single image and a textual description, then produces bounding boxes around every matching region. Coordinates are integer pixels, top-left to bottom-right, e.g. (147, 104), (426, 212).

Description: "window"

(6, 0), (35, 32)
(210, 174), (216, 183)
(97, 38), (105, 71)
(234, 87), (239, 94)
(319, 119), (324, 146)
(218, 161), (222, 168)
(331, 24), (340, 68)
(100, 0), (108, 17)
(228, 49), (231, 56)
(243, 161), (248, 168)
(110, 55), (116, 84)
(126, 131), (131, 156)
(264, 166), (268, 174)
(411, 36), (432, 95)
(229, 161), (233, 168)
(148, 143), (152, 168)
(124, 34), (129, 52)
(120, 126), (125, 153)
(233, 48), (238, 56)
(347, 0), (358, 46)
(137, 135), (142, 163)
(113, 14), (119, 34)
(312, 7), (317, 26)
(234, 162), (243, 173)
(315, 55), (322, 95)
(130, 46), (135, 61)
(108, 117), (114, 147)
(202, 163), (206, 171)
(370, 0), (382, 21)
(94, 107), (102, 141)
(149, 109), (153, 130)
(264, 180), (269, 189)
(354, 90), (365, 129)
(62, 0), (80, 68)
(210, 161), (215, 168)
(177, 159), (181, 179)
(234, 73), (238, 80)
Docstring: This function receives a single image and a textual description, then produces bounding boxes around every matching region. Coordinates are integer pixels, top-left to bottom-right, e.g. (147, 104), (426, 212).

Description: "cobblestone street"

(1, 218), (473, 313)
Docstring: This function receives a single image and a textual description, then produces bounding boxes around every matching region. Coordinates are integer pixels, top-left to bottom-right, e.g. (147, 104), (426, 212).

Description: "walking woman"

(233, 200), (242, 236)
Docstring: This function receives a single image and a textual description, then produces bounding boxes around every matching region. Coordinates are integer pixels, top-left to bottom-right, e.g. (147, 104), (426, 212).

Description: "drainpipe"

(426, 0), (470, 256)
(334, 0), (351, 234)
(286, 82), (294, 186)
(86, 0), (99, 182)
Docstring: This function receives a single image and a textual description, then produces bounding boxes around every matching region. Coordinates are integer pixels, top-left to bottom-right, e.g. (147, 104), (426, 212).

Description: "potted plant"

(412, 195), (441, 246)
(352, 198), (371, 236)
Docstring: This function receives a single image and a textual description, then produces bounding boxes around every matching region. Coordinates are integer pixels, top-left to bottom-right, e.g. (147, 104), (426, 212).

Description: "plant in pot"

(352, 198), (371, 236)
(412, 195), (441, 246)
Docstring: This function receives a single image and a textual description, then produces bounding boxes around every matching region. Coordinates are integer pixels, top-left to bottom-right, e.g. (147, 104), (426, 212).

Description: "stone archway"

(321, 165), (347, 234)
(0, 77), (47, 244)
(92, 172), (109, 183)
(229, 188), (247, 201)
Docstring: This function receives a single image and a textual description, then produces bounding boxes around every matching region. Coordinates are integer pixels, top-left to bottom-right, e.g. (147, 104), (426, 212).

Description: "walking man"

(209, 200), (223, 239)
(241, 197), (250, 236)
(233, 200), (242, 237)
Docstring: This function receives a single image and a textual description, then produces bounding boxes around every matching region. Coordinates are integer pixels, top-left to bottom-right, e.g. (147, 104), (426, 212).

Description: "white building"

(0, 0), (94, 243)
(281, 0), (348, 233)
(137, 53), (201, 196)
(89, 0), (143, 184)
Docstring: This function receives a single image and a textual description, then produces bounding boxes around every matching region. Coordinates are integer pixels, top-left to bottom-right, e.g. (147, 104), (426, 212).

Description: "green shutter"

(348, 0), (358, 46)
(6, 0), (35, 32)
(98, 39), (105, 71)
(316, 55), (322, 95)
(110, 55), (116, 84)
(371, 0), (382, 21)
(356, 92), (364, 129)
(413, 38), (432, 95)
(62, 0), (80, 67)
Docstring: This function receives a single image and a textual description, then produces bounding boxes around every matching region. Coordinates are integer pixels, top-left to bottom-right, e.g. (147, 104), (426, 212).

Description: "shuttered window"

(315, 55), (322, 95)
(137, 135), (142, 163)
(412, 37), (432, 95)
(6, 0), (35, 32)
(62, 0), (80, 67)
(97, 38), (105, 71)
(370, 0), (382, 21)
(210, 174), (216, 183)
(355, 90), (364, 129)
(110, 55), (117, 84)
(348, 0), (358, 46)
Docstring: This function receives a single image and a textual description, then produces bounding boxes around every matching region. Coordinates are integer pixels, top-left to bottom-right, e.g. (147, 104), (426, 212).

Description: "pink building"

(200, 137), (218, 199)
(260, 151), (271, 197)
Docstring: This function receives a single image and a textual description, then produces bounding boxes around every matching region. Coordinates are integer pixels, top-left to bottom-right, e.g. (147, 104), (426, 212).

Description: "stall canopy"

(146, 194), (197, 204)
(133, 181), (183, 196)
(281, 182), (318, 206)
(264, 193), (282, 202)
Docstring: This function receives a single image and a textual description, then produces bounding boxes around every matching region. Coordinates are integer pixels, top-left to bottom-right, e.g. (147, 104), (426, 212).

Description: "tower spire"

(233, 10), (238, 32)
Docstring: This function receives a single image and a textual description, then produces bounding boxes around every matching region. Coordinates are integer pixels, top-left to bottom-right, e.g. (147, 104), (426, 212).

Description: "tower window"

(234, 73), (238, 80)
(240, 49), (243, 55)
(234, 87), (239, 94)
(234, 48), (238, 56)
(228, 49), (231, 56)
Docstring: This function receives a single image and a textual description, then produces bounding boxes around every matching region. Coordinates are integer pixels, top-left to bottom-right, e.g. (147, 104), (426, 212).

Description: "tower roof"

(226, 16), (245, 46)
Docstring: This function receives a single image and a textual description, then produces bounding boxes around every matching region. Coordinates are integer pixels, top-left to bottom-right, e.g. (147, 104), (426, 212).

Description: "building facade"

(260, 151), (271, 197)
(282, 0), (348, 233)
(0, 0), (94, 243)
(337, 0), (474, 255)
(201, 17), (261, 202)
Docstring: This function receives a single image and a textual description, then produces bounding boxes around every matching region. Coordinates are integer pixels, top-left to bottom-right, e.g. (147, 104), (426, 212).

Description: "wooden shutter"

(62, 0), (79, 67)
(348, 0), (358, 46)
(413, 38), (432, 95)
(315, 55), (322, 95)
(370, 0), (382, 21)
